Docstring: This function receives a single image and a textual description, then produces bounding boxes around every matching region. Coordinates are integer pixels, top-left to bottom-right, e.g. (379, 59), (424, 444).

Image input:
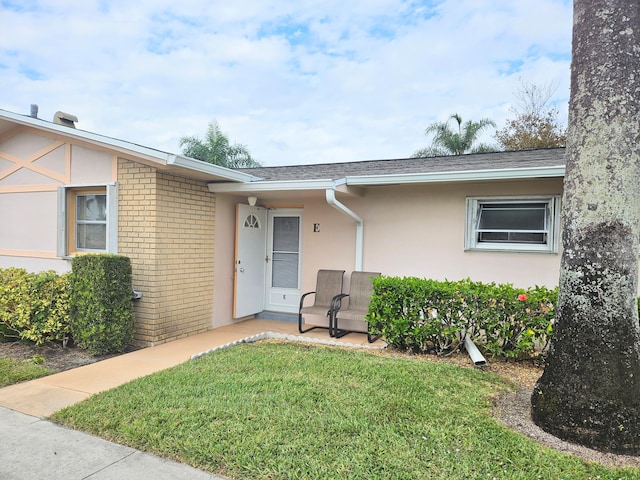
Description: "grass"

(0, 356), (52, 387)
(52, 342), (638, 480)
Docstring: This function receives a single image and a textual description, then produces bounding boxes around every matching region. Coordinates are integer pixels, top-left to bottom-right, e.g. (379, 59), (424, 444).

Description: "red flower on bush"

(517, 293), (528, 301)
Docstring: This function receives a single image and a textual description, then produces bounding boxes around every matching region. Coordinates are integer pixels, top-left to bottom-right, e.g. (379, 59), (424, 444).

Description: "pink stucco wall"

(351, 179), (564, 288)
(69, 145), (114, 184)
(1, 192), (59, 252)
(295, 179), (564, 295)
(0, 129), (116, 273)
(213, 177), (570, 328)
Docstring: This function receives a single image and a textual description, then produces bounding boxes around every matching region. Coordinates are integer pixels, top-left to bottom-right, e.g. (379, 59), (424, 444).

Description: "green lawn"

(52, 342), (638, 480)
(0, 356), (52, 387)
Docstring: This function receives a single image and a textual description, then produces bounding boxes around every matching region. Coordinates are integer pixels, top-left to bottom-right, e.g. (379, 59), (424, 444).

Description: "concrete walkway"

(0, 319), (382, 418)
(0, 406), (222, 480)
(0, 319), (383, 479)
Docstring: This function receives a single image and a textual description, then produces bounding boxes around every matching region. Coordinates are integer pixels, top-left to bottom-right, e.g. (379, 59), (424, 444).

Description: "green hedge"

(0, 268), (71, 345)
(70, 255), (134, 355)
(367, 277), (557, 359)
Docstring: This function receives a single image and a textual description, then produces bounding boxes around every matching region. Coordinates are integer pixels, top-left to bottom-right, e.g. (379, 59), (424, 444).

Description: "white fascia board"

(2, 109), (173, 162)
(1, 109), (255, 183)
(167, 155), (260, 182)
(208, 179), (336, 193)
(345, 166), (566, 186)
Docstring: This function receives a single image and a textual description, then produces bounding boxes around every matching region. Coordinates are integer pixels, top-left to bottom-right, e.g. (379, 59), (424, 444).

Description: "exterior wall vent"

(53, 111), (78, 128)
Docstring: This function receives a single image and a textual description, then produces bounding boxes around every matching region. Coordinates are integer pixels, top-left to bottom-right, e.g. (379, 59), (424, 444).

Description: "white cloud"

(1, 0), (572, 165)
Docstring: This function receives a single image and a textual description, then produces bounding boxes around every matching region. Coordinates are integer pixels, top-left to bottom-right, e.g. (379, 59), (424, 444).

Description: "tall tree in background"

(412, 113), (497, 157)
(531, 0), (640, 455)
(180, 120), (261, 168)
(495, 79), (567, 150)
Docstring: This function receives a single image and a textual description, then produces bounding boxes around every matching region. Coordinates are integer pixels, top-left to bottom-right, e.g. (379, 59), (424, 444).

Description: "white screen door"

(234, 204), (267, 318)
(265, 209), (302, 312)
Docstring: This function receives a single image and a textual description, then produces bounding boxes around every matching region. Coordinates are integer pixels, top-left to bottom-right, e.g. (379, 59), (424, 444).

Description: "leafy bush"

(0, 268), (71, 345)
(367, 276), (557, 360)
(70, 255), (134, 355)
(474, 283), (556, 359)
(367, 277), (465, 354)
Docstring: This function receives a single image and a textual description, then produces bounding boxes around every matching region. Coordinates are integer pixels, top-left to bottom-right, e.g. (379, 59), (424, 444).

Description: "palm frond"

(415, 114), (498, 157)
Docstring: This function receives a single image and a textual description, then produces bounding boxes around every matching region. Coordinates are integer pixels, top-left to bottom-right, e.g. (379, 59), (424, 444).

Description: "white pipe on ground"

(464, 335), (487, 367)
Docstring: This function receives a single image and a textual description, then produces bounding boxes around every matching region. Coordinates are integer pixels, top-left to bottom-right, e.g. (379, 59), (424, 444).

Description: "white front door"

(265, 209), (303, 313)
(233, 204), (267, 318)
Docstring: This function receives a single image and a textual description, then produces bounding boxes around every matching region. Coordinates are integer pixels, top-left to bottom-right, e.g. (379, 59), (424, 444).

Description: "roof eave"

(168, 155), (260, 182)
(344, 165), (566, 186)
(207, 179), (340, 193)
(208, 166), (566, 193)
(1, 109), (174, 161)
(0, 109), (255, 183)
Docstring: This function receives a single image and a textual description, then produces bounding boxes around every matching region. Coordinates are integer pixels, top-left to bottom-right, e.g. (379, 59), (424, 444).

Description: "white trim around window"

(465, 195), (561, 253)
(57, 183), (118, 257)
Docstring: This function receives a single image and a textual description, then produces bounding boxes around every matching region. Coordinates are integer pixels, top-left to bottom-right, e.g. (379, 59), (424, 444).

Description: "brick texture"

(118, 159), (215, 346)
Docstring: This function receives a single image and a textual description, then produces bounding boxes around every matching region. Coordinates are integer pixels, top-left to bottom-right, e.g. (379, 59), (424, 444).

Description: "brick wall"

(118, 159), (216, 346)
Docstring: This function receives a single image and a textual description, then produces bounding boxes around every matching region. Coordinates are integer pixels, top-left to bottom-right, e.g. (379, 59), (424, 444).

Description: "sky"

(0, 0), (572, 166)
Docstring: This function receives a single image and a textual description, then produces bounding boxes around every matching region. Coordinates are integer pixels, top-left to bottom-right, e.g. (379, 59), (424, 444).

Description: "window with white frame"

(58, 184), (118, 256)
(465, 196), (560, 253)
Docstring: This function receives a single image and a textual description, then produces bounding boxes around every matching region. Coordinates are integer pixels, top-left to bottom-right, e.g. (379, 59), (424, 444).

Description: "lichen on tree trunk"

(531, 0), (640, 455)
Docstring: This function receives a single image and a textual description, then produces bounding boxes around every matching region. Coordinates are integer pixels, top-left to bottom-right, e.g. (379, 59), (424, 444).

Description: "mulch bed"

(0, 341), (122, 373)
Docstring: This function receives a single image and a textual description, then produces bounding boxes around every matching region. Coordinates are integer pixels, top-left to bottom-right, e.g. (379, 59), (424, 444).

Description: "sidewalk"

(0, 319), (383, 479)
(0, 406), (223, 480)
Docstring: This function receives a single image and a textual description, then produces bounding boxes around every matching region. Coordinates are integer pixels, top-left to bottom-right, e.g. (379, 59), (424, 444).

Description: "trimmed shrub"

(70, 255), (134, 355)
(0, 268), (71, 345)
(367, 276), (557, 360)
(367, 277), (465, 354)
(474, 283), (556, 359)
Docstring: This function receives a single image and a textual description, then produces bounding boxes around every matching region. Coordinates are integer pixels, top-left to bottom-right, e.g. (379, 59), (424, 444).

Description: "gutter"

(344, 165), (566, 186)
(208, 178), (336, 193)
(206, 166), (566, 194)
(167, 155), (259, 183)
(325, 189), (363, 271)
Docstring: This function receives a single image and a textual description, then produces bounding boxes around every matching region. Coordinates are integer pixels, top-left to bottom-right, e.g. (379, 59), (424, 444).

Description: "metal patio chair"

(298, 269), (345, 335)
(331, 271), (381, 343)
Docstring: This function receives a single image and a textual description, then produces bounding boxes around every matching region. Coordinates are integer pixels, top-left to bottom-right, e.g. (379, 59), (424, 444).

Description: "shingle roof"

(238, 148), (566, 182)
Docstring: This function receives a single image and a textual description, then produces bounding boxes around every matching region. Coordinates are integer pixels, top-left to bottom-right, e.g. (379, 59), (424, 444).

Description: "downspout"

(325, 189), (363, 271)
(463, 334), (487, 367)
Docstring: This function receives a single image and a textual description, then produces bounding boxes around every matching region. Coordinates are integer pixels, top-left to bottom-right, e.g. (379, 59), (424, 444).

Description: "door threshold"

(255, 311), (298, 323)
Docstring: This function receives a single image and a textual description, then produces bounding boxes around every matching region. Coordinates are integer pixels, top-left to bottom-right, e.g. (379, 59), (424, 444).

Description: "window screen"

(465, 196), (560, 253)
(271, 217), (300, 288)
(477, 202), (547, 244)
